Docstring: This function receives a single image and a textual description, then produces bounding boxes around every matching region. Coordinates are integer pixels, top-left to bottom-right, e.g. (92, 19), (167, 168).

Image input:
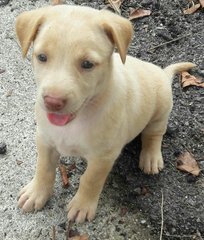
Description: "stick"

(148, 33), (191, 51)
(52, 226), (56, 240)
(66, 221), (73, 240)
(160, 189), (164, 240)
(59, 164), (69, 188)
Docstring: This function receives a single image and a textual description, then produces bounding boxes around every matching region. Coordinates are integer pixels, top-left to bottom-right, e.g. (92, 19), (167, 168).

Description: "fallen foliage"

(105, 0), (123, 14)
(51, 0), (65, 5)
(176, 151), (201, 176)
(66, 222), (89, 240)
(59, 164), (69, 188)
(183, 3), (201, 14)
(69, 235), (89, 240)
(129, 8), (151, 20)
(180, 71), (204, 88)
(120, 207), (128, 217)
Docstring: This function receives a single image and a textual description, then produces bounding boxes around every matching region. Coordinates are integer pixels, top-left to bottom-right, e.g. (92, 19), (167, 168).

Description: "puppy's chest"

(48, 120), (89, 156)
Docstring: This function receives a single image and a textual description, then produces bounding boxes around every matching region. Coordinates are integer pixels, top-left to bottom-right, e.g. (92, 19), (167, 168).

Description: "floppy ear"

(100, 11), (133, 64)
(16, 9), (45, 58)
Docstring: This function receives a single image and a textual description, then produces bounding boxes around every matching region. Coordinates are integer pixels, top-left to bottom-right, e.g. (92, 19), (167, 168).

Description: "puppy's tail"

(164, 62), (196, 81)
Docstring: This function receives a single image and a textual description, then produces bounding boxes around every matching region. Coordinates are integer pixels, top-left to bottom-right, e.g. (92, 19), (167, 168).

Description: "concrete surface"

(0, 1), (157, 239)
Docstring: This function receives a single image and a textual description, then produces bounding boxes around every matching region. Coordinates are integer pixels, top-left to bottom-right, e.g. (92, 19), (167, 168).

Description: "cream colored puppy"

(16, 5), (195, 223)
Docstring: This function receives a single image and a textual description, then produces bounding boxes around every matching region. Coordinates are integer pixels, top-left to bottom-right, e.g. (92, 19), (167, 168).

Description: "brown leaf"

(16, 160), (23, 165)
(6, 89), (13, 97)
(141, 186), (149, 195)
(0, 69), (5, 74)
(199, 0), (204, 8)
(180, 71), (204, 88)
(105, 0), (123, 14)
(69, 234), (89, 240)
(183, 3), (201, 14)
(59, 164), (69, 188)
(51, 0), (65, 5)
(120, 207), (128, 217)
(129, 8), (151, 20)
(176, 151), (201, 176)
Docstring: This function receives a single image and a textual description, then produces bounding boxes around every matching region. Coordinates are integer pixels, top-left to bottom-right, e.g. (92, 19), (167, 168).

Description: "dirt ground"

(72, 0), (204, 239)
(1, 0), (204, 239)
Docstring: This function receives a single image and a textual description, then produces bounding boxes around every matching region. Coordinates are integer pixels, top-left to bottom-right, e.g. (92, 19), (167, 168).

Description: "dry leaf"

(16, 160), (23, 165)
(129, 8), (151, 20)
(180, 71), (204, 88)
(183, 3), (201, 14)
(69, 234), (89, 240)
(199, 0), (204, 8)
(51, 0), (65, 5)
(6, 89), (13, 97)
(59, 164), (69, 188)
(105, 0), (123, 14)
(120, 207), (128, 217)
(176, 151), (201, 176)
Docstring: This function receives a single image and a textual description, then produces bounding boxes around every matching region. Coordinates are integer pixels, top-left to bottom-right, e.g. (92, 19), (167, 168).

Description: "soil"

(71, 0), (204, 239)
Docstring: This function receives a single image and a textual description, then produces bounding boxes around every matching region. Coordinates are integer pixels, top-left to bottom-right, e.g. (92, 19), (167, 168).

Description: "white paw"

(18, 180), (52, 212)
(139, 150), (164, 174)
(67, 193), (97, 223)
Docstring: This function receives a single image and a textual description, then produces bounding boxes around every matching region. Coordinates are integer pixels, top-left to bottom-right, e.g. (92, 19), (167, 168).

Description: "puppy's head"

(16, 5), (133, 126)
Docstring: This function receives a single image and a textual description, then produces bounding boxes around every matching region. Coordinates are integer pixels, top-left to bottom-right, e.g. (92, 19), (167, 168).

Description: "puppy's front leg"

(68, 157), (114, 223)
(18, 134), (59, 212)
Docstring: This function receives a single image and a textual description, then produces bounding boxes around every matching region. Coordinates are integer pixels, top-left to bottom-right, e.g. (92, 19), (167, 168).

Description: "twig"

(160, 189), (164, 240)
(52, 226), (56, 240)
(66, 221), (73, 240)
(148, 33), (191, 51)
(163, 234), (193, 238)
(59, 164), (69, 188)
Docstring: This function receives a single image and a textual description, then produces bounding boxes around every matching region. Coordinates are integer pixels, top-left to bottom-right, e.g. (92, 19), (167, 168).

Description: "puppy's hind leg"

(18, 133), (59, 212)
(139, 117), (169, 174)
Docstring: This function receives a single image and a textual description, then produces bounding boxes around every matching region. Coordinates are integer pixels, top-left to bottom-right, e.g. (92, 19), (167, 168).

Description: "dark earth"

(1, 0), (203, 239)
(70, 0), (204, 239)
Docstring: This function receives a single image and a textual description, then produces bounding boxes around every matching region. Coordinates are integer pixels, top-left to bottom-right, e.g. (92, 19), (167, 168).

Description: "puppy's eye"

(81, 60), (94, 70)
(37, 54), (47, 62)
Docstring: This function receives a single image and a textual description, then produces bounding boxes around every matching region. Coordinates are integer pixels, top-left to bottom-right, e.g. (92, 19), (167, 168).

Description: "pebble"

(199, 161), (204, 170)
(0, 0), (10, 6)
(0, 142), (7, 154)
(140, 219), (147, 225)
(186, 175), (197, 183)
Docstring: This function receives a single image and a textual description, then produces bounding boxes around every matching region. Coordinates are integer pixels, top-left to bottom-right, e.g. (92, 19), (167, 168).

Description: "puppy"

(16, 5), (195, 223)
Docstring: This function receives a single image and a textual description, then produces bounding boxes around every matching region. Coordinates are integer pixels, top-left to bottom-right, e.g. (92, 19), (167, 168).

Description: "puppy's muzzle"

(44, 96), (67, 112)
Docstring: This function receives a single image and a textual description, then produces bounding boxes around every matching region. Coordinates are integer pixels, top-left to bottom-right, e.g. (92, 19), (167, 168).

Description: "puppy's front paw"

(67, 192), (98, 223)
(18, 180), (52, 212)
(139, 150), (164, 174)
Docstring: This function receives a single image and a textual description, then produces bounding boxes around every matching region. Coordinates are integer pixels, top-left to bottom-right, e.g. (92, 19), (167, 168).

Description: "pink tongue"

(47, 113), (73, 126)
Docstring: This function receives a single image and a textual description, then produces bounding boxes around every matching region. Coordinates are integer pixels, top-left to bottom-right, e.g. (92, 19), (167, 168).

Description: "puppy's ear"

(16, 9), (44, 58)
(100, 11), (133, 64)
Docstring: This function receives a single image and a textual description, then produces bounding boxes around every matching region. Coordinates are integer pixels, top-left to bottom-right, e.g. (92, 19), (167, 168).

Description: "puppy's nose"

(44, 96), (67, 111)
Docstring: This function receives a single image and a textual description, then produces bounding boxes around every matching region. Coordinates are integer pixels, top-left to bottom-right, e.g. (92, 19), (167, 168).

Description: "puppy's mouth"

(45, 97), (89, 126)
(47, 112), (76, 126)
